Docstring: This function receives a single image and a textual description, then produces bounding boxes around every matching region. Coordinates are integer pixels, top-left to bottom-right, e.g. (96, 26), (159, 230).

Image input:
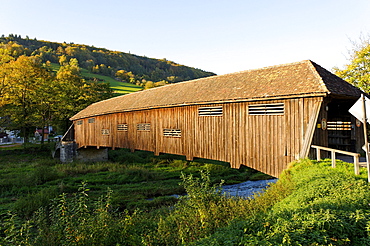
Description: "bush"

(1, 182), (157, 246)
(3, 157), (369, 245)
(152, 171), (242, 245)
(12, 186), (59, 219)
(197, 159), (370, 245)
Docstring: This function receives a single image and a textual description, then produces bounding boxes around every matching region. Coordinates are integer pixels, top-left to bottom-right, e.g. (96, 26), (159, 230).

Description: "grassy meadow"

(1, 144), (370, 245)
(0, 144), (264, 218)
(50, 63), (142, 95)
(79, 68), (142, 95)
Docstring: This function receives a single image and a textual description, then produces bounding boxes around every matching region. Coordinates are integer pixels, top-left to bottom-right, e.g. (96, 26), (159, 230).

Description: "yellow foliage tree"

(334, 38), (370, 93)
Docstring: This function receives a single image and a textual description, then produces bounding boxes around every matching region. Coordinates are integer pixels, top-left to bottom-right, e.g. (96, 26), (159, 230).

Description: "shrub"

(12, 186), (59, 219)
(2, 182), (157, 246)
(258, 159), (370, 245)
(30, 166), (61, 185)
(197, 159), (370, 246)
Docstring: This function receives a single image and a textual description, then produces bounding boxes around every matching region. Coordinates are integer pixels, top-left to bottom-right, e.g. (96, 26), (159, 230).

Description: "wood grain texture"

(74, 96), (338, 177)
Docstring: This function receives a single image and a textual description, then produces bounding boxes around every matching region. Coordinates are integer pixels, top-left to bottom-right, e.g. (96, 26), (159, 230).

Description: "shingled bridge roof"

(71, 60), (363, 120)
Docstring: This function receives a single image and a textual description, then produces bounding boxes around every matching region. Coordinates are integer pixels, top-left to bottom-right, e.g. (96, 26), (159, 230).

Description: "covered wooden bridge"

(66, 60), (364, 177)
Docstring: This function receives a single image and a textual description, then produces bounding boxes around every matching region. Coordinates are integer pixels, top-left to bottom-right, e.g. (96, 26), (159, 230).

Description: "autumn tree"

(55, 58), (113, 130)
(334, 37), (370, 93)
(0, 47), (15, 107)
(144, 81), (154, 90)
(33, 63), (60, 143)
(0, 55), (53, 141)
(0, 56), (113, 142)
(59, 54), (68, 65)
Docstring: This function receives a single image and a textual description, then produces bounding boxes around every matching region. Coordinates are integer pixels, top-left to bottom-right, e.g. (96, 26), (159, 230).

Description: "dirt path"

(0, 143), (22, 148)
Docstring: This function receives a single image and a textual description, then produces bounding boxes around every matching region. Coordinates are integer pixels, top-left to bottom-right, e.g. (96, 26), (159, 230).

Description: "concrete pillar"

(60, 141), (76, 163)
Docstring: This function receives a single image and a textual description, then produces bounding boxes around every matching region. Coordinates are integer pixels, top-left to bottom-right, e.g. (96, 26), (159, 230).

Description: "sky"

(1, 0), (370, 75)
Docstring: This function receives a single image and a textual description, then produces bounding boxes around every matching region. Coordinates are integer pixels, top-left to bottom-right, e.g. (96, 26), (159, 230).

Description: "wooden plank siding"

(69, 61), (366, 177)
(74, 96), (325, 177)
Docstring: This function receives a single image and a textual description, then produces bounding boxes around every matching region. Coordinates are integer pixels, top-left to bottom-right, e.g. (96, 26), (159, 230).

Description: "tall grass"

(149, 170), (293, 245)
(1, 182), (154, 245)
(194, 159), (370, 245)
(3, 144), (368, 245)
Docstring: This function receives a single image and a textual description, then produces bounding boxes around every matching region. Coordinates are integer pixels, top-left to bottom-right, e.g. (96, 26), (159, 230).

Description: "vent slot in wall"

(163, 129), (182, 137)
(117, 124), (128, 131)
(198, 106), (223, 116)
(137, 123), (151, 131)
(248, 103), (284, 115)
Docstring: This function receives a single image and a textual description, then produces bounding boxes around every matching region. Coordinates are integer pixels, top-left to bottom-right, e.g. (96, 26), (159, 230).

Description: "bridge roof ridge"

(70, 60), (362, 120)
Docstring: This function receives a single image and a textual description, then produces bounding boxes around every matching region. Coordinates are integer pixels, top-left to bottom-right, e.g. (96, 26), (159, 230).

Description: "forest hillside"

(0, 34), (216, 89)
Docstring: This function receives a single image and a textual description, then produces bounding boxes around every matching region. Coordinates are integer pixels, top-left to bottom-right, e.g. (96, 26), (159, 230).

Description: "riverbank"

(2, 145), (368, 245)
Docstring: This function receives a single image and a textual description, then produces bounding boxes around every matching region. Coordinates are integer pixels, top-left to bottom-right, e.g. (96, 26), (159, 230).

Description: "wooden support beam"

(299, 99), (323, 158)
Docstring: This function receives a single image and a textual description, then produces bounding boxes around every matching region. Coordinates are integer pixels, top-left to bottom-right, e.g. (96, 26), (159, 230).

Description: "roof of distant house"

(71, 60), (363, 120)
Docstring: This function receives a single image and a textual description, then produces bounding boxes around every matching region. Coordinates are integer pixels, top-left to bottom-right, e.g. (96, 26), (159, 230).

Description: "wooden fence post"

(311, 145), (361, 175)
(331, 150), (336, 168)
(316, 148), (321, 161)
(354, 156), (360, 175)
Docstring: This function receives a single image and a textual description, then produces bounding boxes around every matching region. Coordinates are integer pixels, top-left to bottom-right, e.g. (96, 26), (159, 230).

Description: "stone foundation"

(56, 141), (108, 163)
(75, 147), (108, 162)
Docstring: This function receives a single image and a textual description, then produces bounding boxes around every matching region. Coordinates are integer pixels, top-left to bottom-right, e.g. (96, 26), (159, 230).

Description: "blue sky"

(1, 0), (370, 75)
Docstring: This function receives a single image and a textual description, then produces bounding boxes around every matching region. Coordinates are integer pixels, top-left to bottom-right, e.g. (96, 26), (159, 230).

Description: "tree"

(0, 51), (15, 107)
(58, 54), (68, 65)
(144, 81), (154, 90)
(0, 55), (113, 143)
(55, 59), (113, 130)
(115, 70), (129, 82)
(32, 63), (60, 143)
(0, 56), (53, 141)
(334, 37), (370, 93)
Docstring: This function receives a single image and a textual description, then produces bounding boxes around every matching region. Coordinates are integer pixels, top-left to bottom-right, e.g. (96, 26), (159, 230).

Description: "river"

(221, 179), (277, 198)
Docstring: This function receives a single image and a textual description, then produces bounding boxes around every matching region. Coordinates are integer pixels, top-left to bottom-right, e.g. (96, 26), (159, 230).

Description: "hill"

(49, 62), (142, 94)
(0, 34), (216, 92)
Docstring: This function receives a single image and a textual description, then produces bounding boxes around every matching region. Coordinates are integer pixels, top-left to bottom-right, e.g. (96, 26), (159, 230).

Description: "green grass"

(50, 63), (142, 95)
(80, 68), (142, 94)
(2, 145), (368, 245)
(192, 159), (370, 245)
(0, 145), (256, 218)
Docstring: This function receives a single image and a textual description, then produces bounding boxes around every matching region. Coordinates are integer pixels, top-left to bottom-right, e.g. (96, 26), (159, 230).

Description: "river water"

(169, 179), (278, 199)
(221, 179), (277, 198)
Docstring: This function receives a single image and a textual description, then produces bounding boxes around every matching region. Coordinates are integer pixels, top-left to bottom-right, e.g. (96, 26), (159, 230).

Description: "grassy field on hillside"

(50, 63), (142, 95)
(80, 68), (142, 94)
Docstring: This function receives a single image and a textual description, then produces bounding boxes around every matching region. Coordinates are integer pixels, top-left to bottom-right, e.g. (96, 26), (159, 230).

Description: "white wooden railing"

(311, 145), (360, 175)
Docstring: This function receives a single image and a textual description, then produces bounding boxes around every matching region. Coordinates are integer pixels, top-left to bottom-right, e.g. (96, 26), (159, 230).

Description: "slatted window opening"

(137, 123), (151, 131)
(101, 129), (110, 135)
(198, 106), (223, 116)
(163, 129), (182, 138)
(88, 118), (95, 123)
(77, 120), (83, 125)
(248, 103), (285, 115)
(327, 121), (352, 131)
(117, 123), (128, 131)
